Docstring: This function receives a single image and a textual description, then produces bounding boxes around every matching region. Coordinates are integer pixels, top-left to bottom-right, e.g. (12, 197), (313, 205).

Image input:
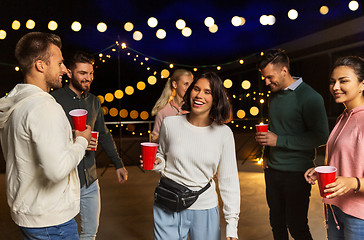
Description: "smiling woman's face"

(329, 65), (364, 110)
(189, 78), (213, 117)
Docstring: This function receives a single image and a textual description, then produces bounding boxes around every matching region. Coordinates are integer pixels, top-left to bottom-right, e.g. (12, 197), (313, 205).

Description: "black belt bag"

(154, 177), (211, 212)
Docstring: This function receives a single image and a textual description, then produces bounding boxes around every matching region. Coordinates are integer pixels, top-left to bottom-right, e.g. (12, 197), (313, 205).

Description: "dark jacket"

(51, 85), (124, 187)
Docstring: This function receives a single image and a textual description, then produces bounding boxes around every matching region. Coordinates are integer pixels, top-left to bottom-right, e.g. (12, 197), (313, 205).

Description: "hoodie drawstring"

(325, 204), (340, 230)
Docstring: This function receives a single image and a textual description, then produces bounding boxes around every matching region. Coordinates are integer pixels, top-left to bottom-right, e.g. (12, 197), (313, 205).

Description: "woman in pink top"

(305, 56), (364, 239)
(151, 69), (193, 142)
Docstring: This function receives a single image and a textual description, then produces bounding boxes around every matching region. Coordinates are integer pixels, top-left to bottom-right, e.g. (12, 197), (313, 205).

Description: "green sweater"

(268, 82), (329, 172)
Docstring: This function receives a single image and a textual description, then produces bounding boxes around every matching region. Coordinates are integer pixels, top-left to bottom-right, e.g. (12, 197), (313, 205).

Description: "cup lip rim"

(69, 109), (88, 116)
(255, 124), (268, 126)
(314, 166), (337, 173)
(140, 142), (158, 147)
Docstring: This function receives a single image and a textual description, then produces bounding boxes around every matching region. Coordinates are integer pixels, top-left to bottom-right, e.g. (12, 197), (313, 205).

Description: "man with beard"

(255, 49), (329, 240)
(51, 51), (128, 240)
(0, 32), (91, 239)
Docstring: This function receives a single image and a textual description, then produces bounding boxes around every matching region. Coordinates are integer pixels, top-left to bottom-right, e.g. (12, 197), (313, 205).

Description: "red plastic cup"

(69, 109), (88, 131)
(90, 131), (99, 151)
(315, 166), (337, 197)
(255, 124), (268, 132)
(141, 142), (158, 170)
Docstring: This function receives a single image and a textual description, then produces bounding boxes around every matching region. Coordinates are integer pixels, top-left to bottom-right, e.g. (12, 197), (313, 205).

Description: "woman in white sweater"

(150, 72), (240, 240)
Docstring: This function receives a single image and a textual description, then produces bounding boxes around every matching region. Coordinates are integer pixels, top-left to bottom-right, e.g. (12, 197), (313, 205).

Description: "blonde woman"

(151, 69), (193, 142)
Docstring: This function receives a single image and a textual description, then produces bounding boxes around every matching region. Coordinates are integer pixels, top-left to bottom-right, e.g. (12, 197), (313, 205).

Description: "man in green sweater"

(256, 49), (329, 240)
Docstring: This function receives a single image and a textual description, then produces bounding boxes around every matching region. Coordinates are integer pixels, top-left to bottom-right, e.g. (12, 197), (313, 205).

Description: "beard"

(70, 78), (91, 93)
(45, 73), (63, 90)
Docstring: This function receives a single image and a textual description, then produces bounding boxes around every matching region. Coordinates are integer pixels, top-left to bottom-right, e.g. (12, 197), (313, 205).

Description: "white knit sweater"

(154, 115), (240, 238)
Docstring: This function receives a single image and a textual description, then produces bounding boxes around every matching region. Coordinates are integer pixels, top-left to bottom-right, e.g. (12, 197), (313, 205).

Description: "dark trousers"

(265, 167), (313, 240)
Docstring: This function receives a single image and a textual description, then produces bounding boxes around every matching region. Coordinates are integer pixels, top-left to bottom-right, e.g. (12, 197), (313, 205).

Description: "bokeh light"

(231, 16), (242, 26)
(148, 76), (157, 85)
(241, 80), (251, 90)
(240, 17), (246, 26)
(223, 79), (233, 88)
(288, 9), (298, 20)
(114, 90), (124, 99)
(156, 29), (166, 39)
(182, 27), (192, 37)
(48, 21), (58, 31)
(102, 106), (109, 115)
(204, 17), (215, 27)
(137, 81), (146, 90)
(148, 17), (158, 28)
(119, 109), (128, 118)
(12, 20), (21, 30)
(130, 110), (139, 119)
(124, 22), (134, 31)
(250, 106), (259, 116)
(161, 69), (170, 78)
(97, 95), (105, 104)
(140, 111), (149, 120)
(0, 30), (6, 40)
(260, 15), (268, 25)
(133, 31), (143, 41)
(267, 15), (276, 25)
(71, 21), (82, 31)
(109, 108), (118, 117)
(127, 124), (135, 131)
(26, 19), (35, 29)
(176, 19), (186, 30)
(105, 93), (114, 102)
(97, 22), (107, 32)
(125, 86), (134, 95)
(320, 6), (329, 15)
(349, 1), (359, 11)
(237, 110), (246, 119)
(209, 24), (218, 33)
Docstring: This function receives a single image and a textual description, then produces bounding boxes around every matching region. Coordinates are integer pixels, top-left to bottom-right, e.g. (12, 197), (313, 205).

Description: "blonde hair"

(151, 69), (193, 116)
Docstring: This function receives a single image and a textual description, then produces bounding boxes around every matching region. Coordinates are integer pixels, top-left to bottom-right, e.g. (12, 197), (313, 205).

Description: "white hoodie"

(0, 84), (88, 227)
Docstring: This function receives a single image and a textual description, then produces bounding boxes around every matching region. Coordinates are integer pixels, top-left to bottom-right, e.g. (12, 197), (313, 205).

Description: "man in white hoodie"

(0, 32), (91, 239)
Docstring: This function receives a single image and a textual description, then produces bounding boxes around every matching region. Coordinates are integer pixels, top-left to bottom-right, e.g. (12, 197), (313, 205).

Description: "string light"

(124, 22), (134, 31)
(12, 20), (21, 30)
(0, 30), (7, 40)
(48, 21), (58, 31)
(204, 17), (215, 27)
(348, 1), (359, 11)
(26, 19), (35, 29)
(97, 22), (107, 32)
(71, 21), (82, 31)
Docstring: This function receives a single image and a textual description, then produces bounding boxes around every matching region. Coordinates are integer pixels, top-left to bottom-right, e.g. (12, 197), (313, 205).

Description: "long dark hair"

(182, 72), (232, 124)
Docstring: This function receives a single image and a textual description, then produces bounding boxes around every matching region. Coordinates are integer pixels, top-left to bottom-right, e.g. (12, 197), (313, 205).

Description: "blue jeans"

(327, 205), (364, 240)
(153, 204), (221, 240)
(265, 168), (313, 240)
(79, 180), (101, 240)
(19, 218), (79, 240)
